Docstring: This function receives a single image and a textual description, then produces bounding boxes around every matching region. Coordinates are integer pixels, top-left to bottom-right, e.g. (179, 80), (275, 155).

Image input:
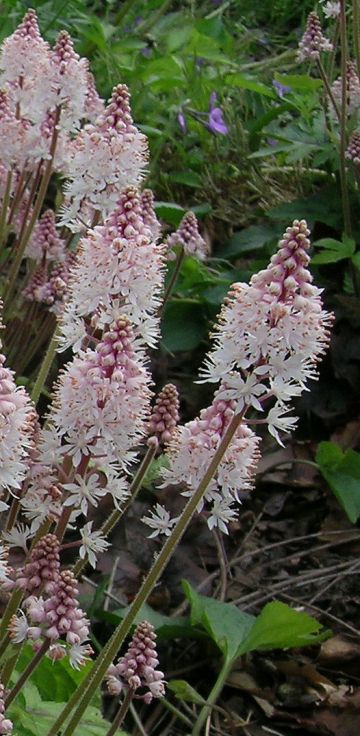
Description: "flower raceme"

(144, 220), (332, 537)
(200, 219), (332, 439)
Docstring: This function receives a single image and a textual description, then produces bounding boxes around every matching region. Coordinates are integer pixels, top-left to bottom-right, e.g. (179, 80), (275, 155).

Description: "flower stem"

(54, 412), (244, 736)
(31, 327), (59, 404)
(192, 657), (234, 736)
(105, 691), (133, 736)
(353, 0), (360, 79)
(0, 170), (12, 250)
(3, 107), (60, 311)
(316, 58), (341, 121)
(5, 639), (50, 707)
(160, 246), (185, 316)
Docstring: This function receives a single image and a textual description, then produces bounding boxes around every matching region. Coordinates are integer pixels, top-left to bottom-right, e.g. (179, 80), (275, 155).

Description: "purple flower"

(177, 111), (187, 134)
(141, 46), (152, 58)
(272, 80), (291, 98)
(207, 92), (228, 135)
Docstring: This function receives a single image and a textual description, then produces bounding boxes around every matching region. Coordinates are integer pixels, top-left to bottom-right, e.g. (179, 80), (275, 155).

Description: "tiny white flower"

(63, 473), (106, 515)
(79, 522), (109, 569)
(207, 494), (238, 534)
(142, 504), (178, 538)
(3, 523), (33, 552)
(68, 642), (93, 670)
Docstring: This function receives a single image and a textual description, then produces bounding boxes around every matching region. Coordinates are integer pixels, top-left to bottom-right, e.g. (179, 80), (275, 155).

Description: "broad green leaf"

(16, 644), (92, 702)
(97, 602), (196, 642)
(162, 302), (207, 352)
(8, 683), (118, 736)
(154, 201), (186, 226)
(267, 187), (342, 228)
(167, 171), (203, 188)
(221, 224), (278, 258)
(274, 74), (322, 91)
(312, 237), (355, 264)
(182, 580), (255, 661)
(351, 250), (360, 270)
(225, 73), (276, 98)
(168, 680), (206, 704)
(316, 442), (360, 523)
(238, 601), (330, 654)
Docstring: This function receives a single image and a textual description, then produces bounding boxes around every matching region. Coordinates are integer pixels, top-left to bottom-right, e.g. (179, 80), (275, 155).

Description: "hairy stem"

(105, 691), (133, 736)
(5, 639), (50, 707)
(192, 657), (234, 736)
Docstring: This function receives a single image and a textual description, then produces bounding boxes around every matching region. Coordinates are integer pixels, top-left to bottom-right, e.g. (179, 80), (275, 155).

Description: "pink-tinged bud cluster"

(60, 85), (148, 229)
(106, 621), (165, 703)
(297, 11), (333, 62)
(50, 31), (88, 131)
(49, 317), (152, 507)
(346, 131), (360, 164)
(0, 9), (50, 85)
(15, 533), (60, 595)
(8, 570), (92, 669)
(153, 394), (260, 534)
(0, 351), (36, 493)
(149, 384), (180, 445)
(200, 220), (332, 445)
(166, 211), (208, 261)
(23, 250), (77, 315)
(0, 684), (12, 734)
(331, 61), (360, 114)
(26, 209), (65, 262)
(140, 189), (161, 241)
(59, 186), (166, 351)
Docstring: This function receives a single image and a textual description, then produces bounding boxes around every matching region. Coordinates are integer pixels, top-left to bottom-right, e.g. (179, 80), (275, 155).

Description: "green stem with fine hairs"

(105, 691), (133, 736)
(353, 0), (360, 79)
(3, 107), (60, 311)
(31, 327), (59, 404)
(48, 411), (245, 736)
(192, 657), (234, 736)
(0, 170), (13, 250)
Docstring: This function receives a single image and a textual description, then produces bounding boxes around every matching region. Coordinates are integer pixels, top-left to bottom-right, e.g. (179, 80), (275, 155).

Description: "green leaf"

(8, 683), (118, 736)
(167, 171), (203, 188)
(316, 442), (360, 523)
(98, 602), (196, 642)
(161, 302), (207, 352)
(154, 201), (186, 226)
(267, 187), (343, 228)
(221, 224), (278, 258)
(182, 580), (255, 661)
(168, 680), (207, 705)
(16, 644), (92, 702)
(312, 237), (355, 264)
(274, 74), (323, 91)
(225, 73), (276, 98)
(238, 602), (330, 654)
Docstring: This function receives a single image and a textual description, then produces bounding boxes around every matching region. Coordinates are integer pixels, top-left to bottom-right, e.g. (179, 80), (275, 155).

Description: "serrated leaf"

(221, 224), (278, 258)
(238, 601), (330, 654)
(312, 237), (355, 264)
(316, 442), (360, 523)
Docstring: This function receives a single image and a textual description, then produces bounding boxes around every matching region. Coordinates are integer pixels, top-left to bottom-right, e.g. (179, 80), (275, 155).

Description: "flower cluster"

(0, 684), (12, 734)
(59, 186), (165, 351)
(331, 61), (360, 115)
(9, 570), (91, 669)
(106, 621), (165, 703)
(298, 11), (333, 61)
(144, 394), (260, 535)
(200, 219), (332, 441)
(166, 211), (208, 261)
